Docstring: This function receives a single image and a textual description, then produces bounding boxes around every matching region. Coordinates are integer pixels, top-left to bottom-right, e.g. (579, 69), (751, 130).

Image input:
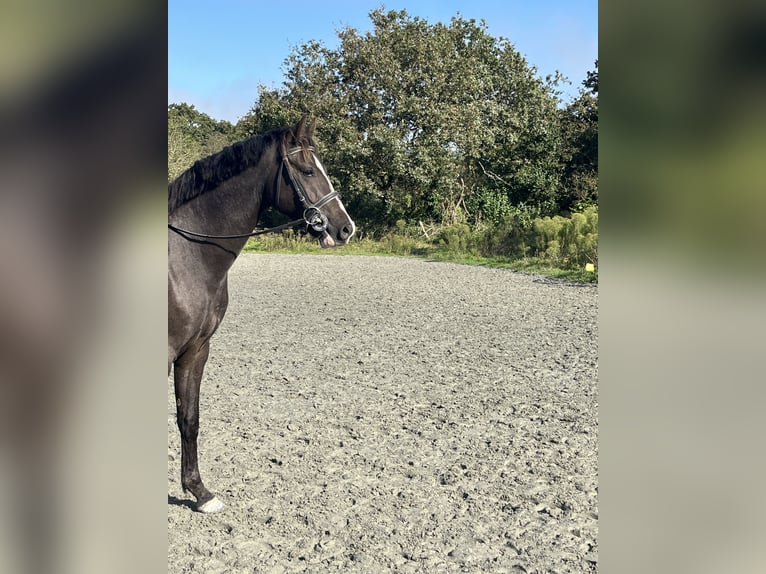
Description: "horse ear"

(295, 114), (309, 137)
(308, 117), (317, 137)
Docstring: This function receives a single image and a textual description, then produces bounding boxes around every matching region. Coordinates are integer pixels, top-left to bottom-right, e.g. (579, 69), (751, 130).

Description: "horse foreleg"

(173, 343), (225, 513)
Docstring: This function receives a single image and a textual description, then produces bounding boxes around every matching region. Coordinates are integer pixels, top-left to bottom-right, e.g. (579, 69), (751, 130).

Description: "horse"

(168, 116), (355, 513)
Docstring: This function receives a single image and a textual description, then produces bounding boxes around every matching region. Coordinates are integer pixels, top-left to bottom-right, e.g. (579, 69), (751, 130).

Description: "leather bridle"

(168, 145), (339, 240)
(275, 146), (339, 235)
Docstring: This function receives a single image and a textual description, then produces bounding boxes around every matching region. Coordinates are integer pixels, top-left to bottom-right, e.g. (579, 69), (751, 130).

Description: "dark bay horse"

(168, 117), (355, 513)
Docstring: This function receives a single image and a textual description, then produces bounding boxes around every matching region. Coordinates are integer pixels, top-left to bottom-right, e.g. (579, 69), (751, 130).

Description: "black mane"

(168, 128), (283, 214)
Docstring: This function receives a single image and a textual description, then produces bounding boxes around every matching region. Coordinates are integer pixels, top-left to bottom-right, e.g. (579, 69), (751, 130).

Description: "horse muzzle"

(319, 231), (336, 248)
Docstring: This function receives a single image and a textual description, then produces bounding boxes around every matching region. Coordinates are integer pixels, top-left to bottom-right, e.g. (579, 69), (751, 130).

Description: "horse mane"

(168, 124), (317, 214)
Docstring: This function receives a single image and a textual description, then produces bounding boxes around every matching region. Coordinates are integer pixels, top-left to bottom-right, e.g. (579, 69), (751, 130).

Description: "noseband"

(276, 146), (339, 234)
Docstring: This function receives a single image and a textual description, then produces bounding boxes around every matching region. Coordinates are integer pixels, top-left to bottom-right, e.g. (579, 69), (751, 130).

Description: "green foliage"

(234, 87), (295, 138)
(228, 9), (576, 227)
(168, 112), (201, 182)
(168, 10), (598, 269)
(167, 103), (236, 181)
(465, 187), (508, 224)
(532, 205), (598, 268)
(437, 223), (475, 255)
(430, 205), (598, 269)
(557, 59), (598, 210)
(242, 205), (597, 282)
(168, 103), (235, 149)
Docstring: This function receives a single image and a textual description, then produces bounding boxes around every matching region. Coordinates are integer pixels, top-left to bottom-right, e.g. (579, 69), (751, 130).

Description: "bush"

(245, 206), (598, 273)
(468, 187), (515, 224)
(427, 205), (598, 270)
(532, 206), (598, 268)
(437, 223), (476, 255)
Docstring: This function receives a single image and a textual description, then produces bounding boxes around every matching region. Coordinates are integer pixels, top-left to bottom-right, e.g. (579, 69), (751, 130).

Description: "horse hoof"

(197, 496), (225, 514)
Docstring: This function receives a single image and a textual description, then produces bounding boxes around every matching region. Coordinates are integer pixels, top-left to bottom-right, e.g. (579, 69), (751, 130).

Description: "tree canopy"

(167, 103), (234, 181)
(170, 9), (598, 229)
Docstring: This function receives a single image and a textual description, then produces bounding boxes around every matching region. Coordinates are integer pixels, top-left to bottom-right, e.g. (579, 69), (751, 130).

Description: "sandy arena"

(168, 254), (598, 573)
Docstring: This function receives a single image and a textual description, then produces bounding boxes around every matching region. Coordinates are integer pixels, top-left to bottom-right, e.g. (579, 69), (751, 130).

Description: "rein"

(168, 146), (338, 240)
(168, 217), (308, 240)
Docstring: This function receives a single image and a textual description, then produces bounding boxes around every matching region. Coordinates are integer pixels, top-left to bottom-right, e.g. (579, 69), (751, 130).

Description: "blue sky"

(169, 1), (598, 123)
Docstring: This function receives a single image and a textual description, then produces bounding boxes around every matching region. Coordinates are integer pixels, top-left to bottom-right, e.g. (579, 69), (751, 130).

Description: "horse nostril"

(339, 224), (353, 240)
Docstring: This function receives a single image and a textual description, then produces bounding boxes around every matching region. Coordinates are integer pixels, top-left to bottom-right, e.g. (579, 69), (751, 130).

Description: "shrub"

(531, 205), (597, 268)
(437, 223), (476, 255)
(245, 206), (598, 273)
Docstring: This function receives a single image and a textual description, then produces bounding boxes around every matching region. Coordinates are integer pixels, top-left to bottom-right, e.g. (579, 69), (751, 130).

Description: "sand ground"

(168, 254), (598, 573)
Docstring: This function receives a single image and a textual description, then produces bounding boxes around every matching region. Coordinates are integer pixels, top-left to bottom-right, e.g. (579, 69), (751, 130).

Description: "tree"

(237, 8), (564, 227)
(168, 109), (201, 182)
(167, 103), (236, 181)
(558, 60), (598, 209)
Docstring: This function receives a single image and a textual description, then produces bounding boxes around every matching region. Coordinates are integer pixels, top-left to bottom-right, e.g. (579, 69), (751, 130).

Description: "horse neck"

(169, 147), (279, 271)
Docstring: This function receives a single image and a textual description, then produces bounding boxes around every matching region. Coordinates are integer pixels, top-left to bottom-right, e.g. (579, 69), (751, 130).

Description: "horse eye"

(302, 168), (315, 177)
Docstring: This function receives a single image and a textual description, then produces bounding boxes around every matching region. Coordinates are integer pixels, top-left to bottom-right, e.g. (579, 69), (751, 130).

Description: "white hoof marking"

(198, 496), (225, 514)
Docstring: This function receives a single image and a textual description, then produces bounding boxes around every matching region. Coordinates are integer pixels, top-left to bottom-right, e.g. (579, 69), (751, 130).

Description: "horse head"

(276, 116), (355, 248)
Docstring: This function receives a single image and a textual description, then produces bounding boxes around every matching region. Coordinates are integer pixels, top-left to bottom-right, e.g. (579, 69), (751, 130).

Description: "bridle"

(275, 146), (339, 235)
(167, 145), (339, 240)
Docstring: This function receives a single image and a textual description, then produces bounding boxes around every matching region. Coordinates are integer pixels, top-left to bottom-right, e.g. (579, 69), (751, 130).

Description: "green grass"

(243, 232), (597, 284)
